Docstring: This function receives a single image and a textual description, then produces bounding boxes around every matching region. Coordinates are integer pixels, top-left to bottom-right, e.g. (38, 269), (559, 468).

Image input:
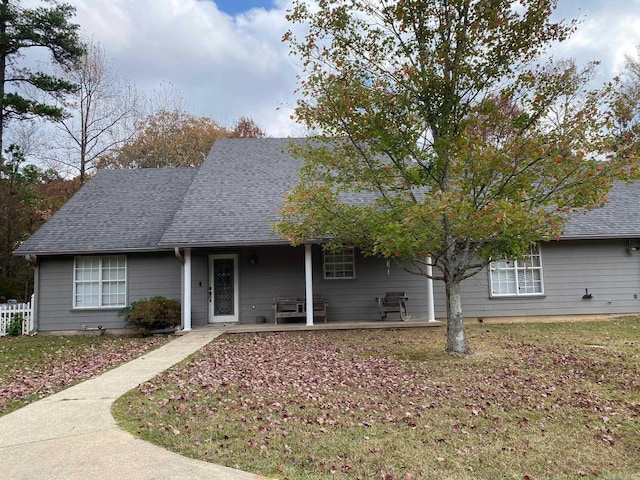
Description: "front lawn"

(0, 334), (171, 415)
(113, 319), (640, 479)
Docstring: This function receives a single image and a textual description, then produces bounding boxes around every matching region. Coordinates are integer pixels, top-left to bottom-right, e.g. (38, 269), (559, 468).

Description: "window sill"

(71, 307), (124, 311)
(489, 294), (546, 300)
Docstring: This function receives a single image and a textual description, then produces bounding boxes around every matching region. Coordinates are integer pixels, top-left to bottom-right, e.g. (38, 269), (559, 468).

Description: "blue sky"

(213, 0), (275, 16)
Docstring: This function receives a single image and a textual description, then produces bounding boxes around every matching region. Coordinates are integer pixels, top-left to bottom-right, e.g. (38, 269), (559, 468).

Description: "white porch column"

(183, 248), (192, 331)
(304, 244), (314, 326)
(426, 256), (436, 322)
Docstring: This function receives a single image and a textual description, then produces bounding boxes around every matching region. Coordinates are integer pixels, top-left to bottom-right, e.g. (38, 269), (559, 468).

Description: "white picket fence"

(0, 295), (34, 336)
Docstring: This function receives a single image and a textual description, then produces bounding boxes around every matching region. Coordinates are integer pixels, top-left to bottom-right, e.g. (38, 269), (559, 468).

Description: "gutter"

(13, 246), (181, 256)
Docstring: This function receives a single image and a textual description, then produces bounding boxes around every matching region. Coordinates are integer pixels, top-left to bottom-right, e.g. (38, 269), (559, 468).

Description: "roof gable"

(15, 168), (197, 255)
(158, 138), (305, 247)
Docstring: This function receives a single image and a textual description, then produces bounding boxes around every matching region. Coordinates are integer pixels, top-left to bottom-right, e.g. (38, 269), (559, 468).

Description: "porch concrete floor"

(182, 318), (443, 334)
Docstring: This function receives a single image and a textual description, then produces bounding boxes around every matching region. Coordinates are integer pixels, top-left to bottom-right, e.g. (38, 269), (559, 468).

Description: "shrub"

(7, 313), (23, 336)
(121, 296), (181, 331)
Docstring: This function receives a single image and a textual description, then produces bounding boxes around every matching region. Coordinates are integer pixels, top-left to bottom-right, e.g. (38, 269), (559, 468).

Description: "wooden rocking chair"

(376, 291), (410, 321)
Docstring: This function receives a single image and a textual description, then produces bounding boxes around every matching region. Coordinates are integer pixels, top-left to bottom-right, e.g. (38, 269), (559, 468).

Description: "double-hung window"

(323, 247), (356, 279)
(74, 256), (126, 308)
(489, 245), (543, 297)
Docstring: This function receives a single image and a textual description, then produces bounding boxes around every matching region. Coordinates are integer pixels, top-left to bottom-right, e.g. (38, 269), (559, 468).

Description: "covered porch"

(173, 244), (437, 331)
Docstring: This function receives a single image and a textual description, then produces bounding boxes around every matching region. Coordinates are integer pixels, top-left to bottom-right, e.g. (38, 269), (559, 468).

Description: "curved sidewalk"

(0, 329), (273, 480)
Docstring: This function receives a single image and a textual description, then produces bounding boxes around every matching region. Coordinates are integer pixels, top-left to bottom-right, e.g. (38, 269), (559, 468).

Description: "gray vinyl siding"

(35, 239), (640, 331)
(454, 239), (640, 318)
(37, 253), (181, 331)
(205, 245), (431, 324)
(190, 252), (208, 327)
(185, 245), (430, 324)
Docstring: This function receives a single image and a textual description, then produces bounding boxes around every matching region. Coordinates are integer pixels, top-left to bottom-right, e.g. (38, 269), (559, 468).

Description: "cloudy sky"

(61, 0), (640, 137)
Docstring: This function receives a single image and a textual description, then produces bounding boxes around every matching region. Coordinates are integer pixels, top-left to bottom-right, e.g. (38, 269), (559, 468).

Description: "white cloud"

(553, 0), (640, 81)
(68, 0), (299, 136)
(16, 0), (640, 138)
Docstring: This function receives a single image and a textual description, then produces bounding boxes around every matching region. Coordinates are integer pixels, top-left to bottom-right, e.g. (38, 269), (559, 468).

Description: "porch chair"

(376, 291), (410, 321)
(311, 294), (328, 323)
(272, 295), (302, 324)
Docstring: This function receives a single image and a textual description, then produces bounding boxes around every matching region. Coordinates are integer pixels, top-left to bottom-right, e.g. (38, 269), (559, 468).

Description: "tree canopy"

(96, 110), (229, 169)
(277, 0), (639, 354)
(615, 45), (640, 160)
(0, 146), (79, 301)
(97, 111), (266, 169)
(0, 0), (84, 160)
(50, 38), (142, 184)
(229, 116), (266, 138)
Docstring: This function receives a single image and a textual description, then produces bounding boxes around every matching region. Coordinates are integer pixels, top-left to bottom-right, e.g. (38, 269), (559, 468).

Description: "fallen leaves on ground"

(0, 335), (171, 414)
(116, 321), (640, 479)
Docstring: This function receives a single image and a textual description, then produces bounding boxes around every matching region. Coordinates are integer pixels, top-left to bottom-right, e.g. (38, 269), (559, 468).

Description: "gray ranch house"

(14, 138), (640, 333)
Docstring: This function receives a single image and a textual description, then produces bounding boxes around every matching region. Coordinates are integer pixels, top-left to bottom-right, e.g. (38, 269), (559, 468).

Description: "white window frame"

(323, 247), (356, 280)
(489, 245), (544, 297)
(73, 256), (127, 308)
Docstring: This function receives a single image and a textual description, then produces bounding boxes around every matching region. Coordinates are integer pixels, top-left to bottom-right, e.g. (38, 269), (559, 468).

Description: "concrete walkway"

(0, 329), (272, 480)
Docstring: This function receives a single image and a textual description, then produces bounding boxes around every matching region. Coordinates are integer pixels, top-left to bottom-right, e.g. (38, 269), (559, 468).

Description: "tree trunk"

(0, 0), (8, 162)
(445, 277), (471, 355)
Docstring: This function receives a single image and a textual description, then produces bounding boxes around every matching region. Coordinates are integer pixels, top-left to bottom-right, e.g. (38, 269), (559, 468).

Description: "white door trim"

(208, 254), (239, 323)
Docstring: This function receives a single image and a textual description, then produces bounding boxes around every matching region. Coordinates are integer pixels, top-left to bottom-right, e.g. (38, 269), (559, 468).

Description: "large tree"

(0, 0), (83, 161)
(96, 109), (230, 169)
(229, 116), (266, 138)
(47, 39), (142, 184)
(277, 0), (638, 354)
(615, 46), (640, 158)
(97, 111), (267, 169)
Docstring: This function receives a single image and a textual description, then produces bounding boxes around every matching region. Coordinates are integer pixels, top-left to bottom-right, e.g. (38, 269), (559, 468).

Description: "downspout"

(174, 247), (184, 264)
(25, 255), (38, 333)
(426, 256), (436, 322)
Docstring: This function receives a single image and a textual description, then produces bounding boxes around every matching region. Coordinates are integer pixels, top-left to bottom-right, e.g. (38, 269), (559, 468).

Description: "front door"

(209, 254), (239, 323)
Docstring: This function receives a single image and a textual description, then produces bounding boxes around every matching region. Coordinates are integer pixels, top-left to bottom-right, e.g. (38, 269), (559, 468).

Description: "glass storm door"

(209, 254), (239, 323)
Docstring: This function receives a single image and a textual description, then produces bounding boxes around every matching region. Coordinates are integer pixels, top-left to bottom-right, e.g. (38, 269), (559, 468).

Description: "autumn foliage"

(114, 321), (640, 479)
(97, 110), (229, 169)
(96, 111), (266, 169)
(278, 0), (640, 354)
(0, 150), (80, 301)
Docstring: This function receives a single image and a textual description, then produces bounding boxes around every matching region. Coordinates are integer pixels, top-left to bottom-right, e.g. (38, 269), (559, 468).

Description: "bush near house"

(7, 313), (23, 336)
(121, 296), (181, 331)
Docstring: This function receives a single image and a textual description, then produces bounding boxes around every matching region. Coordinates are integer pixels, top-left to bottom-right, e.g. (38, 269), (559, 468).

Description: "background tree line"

(0, 0), (266, 302)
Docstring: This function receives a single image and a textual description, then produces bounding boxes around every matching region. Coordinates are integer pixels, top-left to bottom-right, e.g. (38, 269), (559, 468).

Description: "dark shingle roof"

(158, 138), (304, 247)
(562, 181), (640, 239)
(14, 168), (197, 255)
(13, 139), (640, 256)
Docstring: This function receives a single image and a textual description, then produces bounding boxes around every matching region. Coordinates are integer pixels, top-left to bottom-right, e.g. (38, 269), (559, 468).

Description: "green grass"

(113, 318), (640, 479)
(0, 334), (171, 415)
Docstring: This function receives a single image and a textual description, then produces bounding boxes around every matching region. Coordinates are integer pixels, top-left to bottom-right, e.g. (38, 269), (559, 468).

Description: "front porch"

(174, 244), (437, 330)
